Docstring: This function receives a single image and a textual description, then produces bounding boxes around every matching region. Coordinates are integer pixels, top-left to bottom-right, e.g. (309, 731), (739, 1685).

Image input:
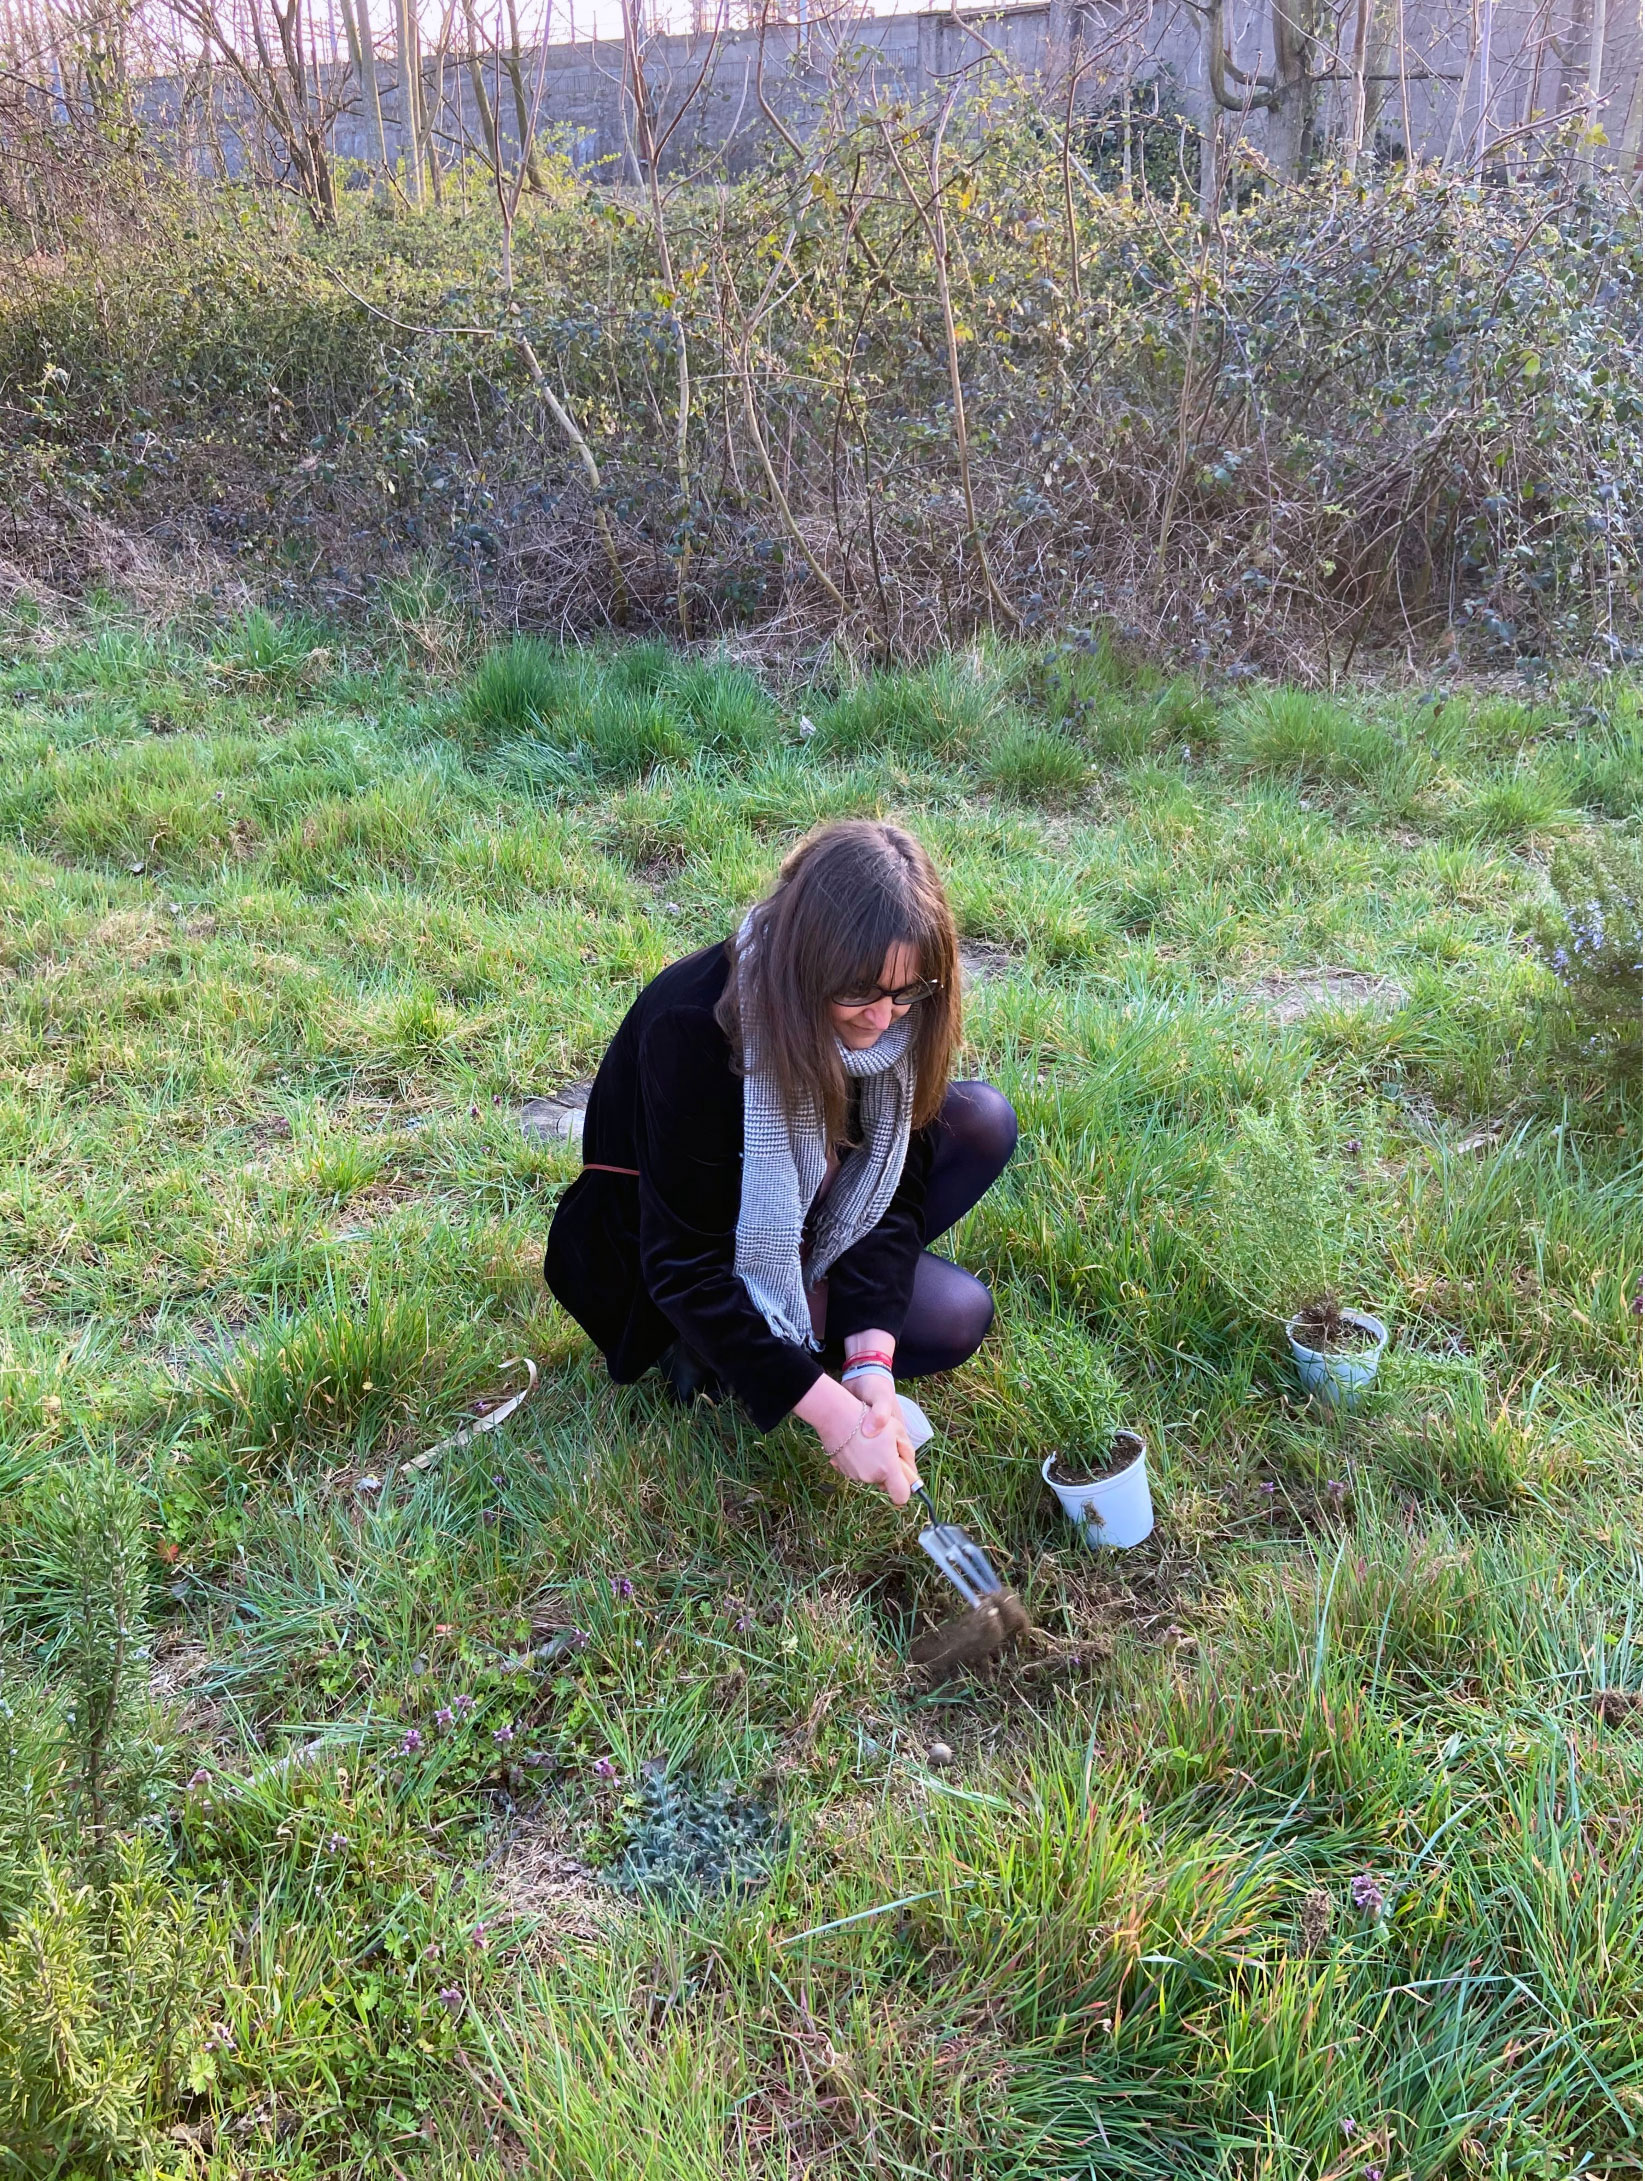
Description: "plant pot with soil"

(1042, 1430), (1154, 1549)
(1285, 1297), (1387, 1408)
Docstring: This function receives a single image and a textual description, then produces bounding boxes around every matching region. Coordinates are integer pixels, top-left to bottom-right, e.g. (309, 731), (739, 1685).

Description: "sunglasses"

(831, 977), (942, 1009)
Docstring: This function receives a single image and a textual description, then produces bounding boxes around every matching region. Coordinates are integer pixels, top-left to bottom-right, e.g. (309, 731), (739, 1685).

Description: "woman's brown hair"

(716, 819), (962, 1139)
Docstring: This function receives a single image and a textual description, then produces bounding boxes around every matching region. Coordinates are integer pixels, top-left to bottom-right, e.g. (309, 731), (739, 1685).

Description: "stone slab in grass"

(519, 1081), (593, 1144)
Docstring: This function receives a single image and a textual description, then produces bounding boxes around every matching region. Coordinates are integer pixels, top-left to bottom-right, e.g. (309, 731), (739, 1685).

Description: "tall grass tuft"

(461, 636), (575, 742)
(194, 1291), (439, 1464)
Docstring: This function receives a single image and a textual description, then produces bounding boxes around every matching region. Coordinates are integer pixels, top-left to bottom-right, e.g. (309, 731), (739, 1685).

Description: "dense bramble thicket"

(1, 115), (1639, 667)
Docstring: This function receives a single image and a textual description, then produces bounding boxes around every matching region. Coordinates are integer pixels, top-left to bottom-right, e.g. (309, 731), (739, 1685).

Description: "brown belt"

(583, 1161), (640, 1178)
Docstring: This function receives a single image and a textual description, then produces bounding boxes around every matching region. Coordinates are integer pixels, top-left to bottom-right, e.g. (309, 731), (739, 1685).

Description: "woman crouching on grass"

(543, 819), (1016, 1505)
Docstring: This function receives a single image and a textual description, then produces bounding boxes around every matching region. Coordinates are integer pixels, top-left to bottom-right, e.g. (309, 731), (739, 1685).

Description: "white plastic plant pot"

(896, 1395), (935, 1451)
(1041, 1431), (1154, 1550)
(1285, 1309), (1388, 1409)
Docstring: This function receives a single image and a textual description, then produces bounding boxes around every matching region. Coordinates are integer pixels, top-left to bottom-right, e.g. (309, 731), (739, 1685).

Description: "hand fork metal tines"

(913, 1483), (1006, 1610)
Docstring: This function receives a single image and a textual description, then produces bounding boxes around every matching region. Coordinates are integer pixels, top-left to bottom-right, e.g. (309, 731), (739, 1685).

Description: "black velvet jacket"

(542, 942), (934, 1431)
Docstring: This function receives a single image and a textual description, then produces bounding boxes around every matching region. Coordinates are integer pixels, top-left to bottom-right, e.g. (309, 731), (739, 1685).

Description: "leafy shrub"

(13, 1458), (152, 1847)
(1537, 830), (1643, 1078)
(0, 1836), (219, 2173)
(1211, 1104), (1367, 1324)
(5, 150), (1633, 660)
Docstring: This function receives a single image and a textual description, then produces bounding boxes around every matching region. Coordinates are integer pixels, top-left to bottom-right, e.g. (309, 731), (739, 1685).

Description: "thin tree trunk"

(352, 0), (386, 171)
(503, 0), (549, 188)
(1345, 0), (1375, 170)
(396, 0), (422, 199)
(1473, 0), (1495, 171)
(463, 0), (499, 166)
(1580, 0), (1607, 176)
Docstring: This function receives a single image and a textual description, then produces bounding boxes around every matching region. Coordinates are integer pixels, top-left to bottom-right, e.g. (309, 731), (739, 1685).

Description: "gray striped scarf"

(732, 920), (916, 1351)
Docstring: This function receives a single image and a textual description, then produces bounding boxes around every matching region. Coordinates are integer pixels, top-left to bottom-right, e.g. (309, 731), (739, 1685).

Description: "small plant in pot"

(1213, 1102), (1389, 1409)
(1042, 1426), (1154, 1549)
(970, 1303), (1153, 1550)
(1283, 1294), (1388, 1407)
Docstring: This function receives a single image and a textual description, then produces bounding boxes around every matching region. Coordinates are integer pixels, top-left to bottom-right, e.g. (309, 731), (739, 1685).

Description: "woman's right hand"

(794, 1375), (922, 1506)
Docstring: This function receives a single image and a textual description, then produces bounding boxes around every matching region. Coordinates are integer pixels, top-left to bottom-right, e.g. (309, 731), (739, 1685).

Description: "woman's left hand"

(844, 1368), (903, 1447)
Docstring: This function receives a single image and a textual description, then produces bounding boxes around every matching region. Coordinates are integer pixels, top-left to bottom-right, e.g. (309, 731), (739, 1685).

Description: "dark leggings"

(826, 1079), (1017, 1379)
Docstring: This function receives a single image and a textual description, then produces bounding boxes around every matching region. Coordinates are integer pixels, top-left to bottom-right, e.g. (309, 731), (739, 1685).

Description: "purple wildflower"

(611, 1575), (635, 1601)
(1367, 2169), (1384, 2180)
(452, 1693), (476, 1716)
(565, 1627), (589, 1650)
(327, 1831), (347, 1851)
(491, 1473), (505, 1488)
(1350, 1873), (1385, 1917)
(434, 1706), (454, 1730)
(1258, 1481), (1276, 1497)
(471, 1922), (490, 1951)
(1342, 2118), (1357, 2139)
(400, 1728), (423, 1756)
(437, 1986), (464, 2013)
(593, 1756), (617, 1779)
(186, 1767), (211, 1789)
(493, 1724), (514, 1746)
(734, 1613), (752, 1632)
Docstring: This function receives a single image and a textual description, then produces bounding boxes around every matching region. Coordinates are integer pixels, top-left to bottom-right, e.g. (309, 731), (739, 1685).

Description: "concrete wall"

(141, 0), (1642, 183)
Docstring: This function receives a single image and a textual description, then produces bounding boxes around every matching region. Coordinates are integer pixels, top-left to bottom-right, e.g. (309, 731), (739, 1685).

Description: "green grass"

(0, 605), (1638, 2178)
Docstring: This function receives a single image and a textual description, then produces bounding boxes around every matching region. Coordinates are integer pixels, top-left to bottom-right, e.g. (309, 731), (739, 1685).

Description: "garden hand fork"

(898, 1399), (1030, 1673)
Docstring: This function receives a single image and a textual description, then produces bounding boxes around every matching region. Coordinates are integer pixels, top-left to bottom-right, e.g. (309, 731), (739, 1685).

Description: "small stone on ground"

(519, 1081), (594, 1143)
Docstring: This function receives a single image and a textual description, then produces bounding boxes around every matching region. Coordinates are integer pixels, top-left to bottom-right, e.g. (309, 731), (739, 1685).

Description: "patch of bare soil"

(486, 1808), (622, 1959)
(149, 1634), (227, 1745)
(1247, 968), (1407, 1025)
(958, 941), (1017, 989)
(910, 1592), (1032, 1681)
(1591, 1689), (1642, 1729)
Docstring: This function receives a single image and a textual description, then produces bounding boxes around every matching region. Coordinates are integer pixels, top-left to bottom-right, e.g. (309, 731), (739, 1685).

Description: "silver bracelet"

(842, 1359), (894, 1381)
(826, 1410), (868, 1459)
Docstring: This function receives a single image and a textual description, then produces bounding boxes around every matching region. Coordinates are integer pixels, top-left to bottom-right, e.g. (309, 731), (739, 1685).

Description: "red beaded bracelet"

(842, 1351), (895, 1371)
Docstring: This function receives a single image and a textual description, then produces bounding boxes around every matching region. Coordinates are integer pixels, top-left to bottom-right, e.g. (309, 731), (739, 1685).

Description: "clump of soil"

(910, 1590), (1032, 1681)
(1591, 1689), (1642, 1729)
(602, 1767), (784, 1900)
(1289, 1298), (1372, 1353)
(1047, 1430), (1145, 1489)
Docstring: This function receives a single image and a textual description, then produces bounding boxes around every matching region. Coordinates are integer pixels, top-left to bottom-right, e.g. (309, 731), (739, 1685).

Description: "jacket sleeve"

(634, 1005), (823, 1433)
(822, 1122), (935, 1345)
